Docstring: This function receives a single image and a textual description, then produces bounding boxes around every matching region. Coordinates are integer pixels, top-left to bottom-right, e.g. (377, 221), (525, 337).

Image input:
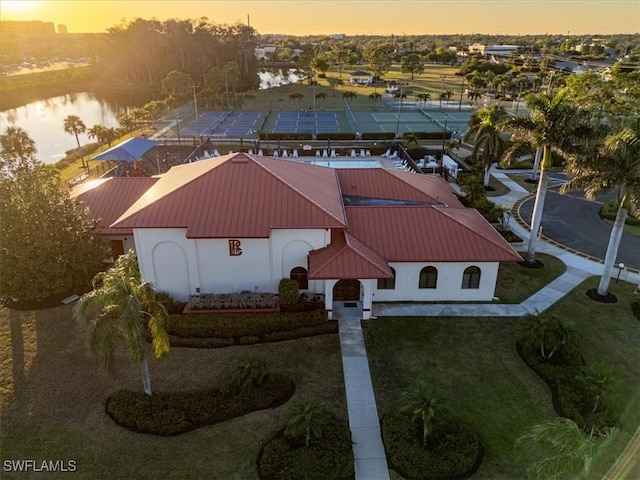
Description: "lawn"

(494, 252), (567, 303)
(0, 305), (347, 479)
(363, 277), (639, 480)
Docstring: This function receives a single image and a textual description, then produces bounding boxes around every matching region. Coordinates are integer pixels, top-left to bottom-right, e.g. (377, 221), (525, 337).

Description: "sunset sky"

(0, 0), (638, 35)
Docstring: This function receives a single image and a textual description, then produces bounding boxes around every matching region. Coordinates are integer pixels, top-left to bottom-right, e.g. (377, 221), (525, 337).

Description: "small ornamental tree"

(519, 315), (578, 360)
(278, 278), (299, 310)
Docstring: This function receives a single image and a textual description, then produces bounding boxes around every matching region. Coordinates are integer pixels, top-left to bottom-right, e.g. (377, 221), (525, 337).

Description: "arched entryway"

(333, 279), (361, 301)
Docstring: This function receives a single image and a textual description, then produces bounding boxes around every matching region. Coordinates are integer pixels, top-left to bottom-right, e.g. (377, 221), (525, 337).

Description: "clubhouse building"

(74, 153), (521, 318)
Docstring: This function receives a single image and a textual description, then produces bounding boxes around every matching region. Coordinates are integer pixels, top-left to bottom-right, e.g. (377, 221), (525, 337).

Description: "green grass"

(0, 305), (346, 479)
(364, 277), (639, 480)
(494, 252), (567, 303)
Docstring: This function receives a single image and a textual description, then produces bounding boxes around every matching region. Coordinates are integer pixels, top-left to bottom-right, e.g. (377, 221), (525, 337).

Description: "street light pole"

(191, 84), (199, 121)
(175, 117), (181, 146)
(458, 78), (464, 111)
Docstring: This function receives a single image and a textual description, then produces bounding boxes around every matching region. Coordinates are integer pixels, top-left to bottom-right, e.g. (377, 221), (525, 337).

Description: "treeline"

(0, 66), (97, 110)
(92, 18), (260, 91)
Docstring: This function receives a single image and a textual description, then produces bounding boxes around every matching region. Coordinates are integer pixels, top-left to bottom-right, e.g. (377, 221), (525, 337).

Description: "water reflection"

(1, 91), (151, 164)
(258, 69), (303, 89)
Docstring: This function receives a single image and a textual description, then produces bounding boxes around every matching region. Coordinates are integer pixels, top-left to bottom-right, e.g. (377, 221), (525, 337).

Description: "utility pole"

(191, 84), (199, 121)
(224, 70), (230, 110)
(395, 84), (403, 138)
(458, 78), (464, 111)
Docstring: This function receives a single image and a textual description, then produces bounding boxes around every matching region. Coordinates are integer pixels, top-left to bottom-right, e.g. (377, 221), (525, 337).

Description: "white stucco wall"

(372, 262), (499, 302)
(132, 227), (330, 301)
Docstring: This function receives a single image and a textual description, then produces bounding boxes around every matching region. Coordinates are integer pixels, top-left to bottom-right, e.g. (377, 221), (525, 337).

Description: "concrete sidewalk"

(335, 303), (390, 480)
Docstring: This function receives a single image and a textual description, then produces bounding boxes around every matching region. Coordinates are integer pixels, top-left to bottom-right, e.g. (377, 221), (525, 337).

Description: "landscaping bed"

(166, 310), (336, 348)
(515, 341), (617, 431)
(257, 413), (354, 480)
(106, 373), (295, 436)
(382, 413), (483, 480)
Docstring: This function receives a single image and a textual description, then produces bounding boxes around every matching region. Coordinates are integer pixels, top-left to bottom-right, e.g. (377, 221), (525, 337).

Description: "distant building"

(0, 20), (55, 35)
(349, 70), (373, 84)
(385, 80), (399, 93)
(57, 24), (68, 34)
(468, 43), (520, 57)
(255, 45), (277, 60)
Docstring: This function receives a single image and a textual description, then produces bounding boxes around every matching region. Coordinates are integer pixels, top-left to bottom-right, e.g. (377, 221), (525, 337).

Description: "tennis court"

(422, 109), (474, 137)
(350, 109), (437, 136)
(273, 112), (340, 134)
(183, 111), (263, 137)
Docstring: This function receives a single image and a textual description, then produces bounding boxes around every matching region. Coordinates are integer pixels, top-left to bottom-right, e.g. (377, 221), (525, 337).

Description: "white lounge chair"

(315, 150), (321, 157)
(292, 149), (298, 158)
(229, 150), (234, 155)
(389, 151), (398, 159)
(360, 149), (366, 157)
(248, 149), (254, 155)
(213, 149), (221, 157)
(203, 150), (209, 157)
(365, 150), (371, 157)
(272, 150), (279, 157)
(381, 149), (391, 157)
(258, 149), (264, 156)
(350, 149), (357, 158)
(322, 149), (328, 158)
(282, 149), (289, 158)
(330, 149), (336, 158)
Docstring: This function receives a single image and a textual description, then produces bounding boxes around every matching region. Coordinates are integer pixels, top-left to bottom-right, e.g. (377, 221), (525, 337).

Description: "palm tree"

(562, 126), (640, 297)
(369, 92), (382, 110)
(73, 252), (170, 396)
(519, 314), (577, 360)
(63, 115), (86, 149)
(327, 77), (344, 96)
(342, 90), (357, 103)
(284, 398), (327, 448)
(578, 364), (619, 414)
(502, 89), (587, 265)
(463, 105), (508, 187)
(400, 381), (438, 447)
(515, 418), (617, 480)
(87, 124), (107, 145)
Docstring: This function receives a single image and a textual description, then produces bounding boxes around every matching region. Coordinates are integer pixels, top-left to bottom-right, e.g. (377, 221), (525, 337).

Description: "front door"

(333, 279), (361, 301)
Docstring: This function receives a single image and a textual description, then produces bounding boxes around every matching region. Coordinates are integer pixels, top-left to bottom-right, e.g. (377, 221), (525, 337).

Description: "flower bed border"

(183, 304), (281, 314)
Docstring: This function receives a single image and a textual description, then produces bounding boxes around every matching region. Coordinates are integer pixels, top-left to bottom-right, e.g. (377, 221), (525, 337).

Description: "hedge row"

(257, 414), (354, 480)
(516, 341), (616, 431)
(167, 322), (338, 348)
(362, 132), (395, 140)
(403, 131), (453, 140)
(316, 132), (355, 140)
(382, 413), (483, 480)
(106, 374), (295, 436)
(600, 201), (640, 226)
(167, 310), (328, 338)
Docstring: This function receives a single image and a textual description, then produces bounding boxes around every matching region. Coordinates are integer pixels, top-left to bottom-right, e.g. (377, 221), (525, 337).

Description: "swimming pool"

(304, 160), (381, 168)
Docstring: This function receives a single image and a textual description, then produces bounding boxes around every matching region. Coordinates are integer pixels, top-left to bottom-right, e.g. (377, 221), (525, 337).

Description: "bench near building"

(74, 152), (521, 318)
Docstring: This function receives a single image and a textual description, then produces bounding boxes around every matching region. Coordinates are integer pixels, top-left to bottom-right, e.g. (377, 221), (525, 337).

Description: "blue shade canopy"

(91, 137), (160, 162)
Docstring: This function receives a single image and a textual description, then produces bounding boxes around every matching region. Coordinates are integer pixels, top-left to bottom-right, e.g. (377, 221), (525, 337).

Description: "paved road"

(518, 185), (640, 271)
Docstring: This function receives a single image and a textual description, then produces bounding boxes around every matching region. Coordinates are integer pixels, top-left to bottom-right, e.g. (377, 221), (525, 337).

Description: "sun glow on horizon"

(1, 1), (40, 14)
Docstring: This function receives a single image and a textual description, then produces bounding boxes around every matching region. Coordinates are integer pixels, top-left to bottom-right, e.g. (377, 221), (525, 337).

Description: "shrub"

(106, 374), (295, 436)
(278, 278), (300, 311)
(600, 200), (640, 226)
(362, 132), (395, 140)
(382, 412), (483, 480)
(231, 354), (271, 391)
(167, 310), (328, 339)
(258, 412), (354, 480)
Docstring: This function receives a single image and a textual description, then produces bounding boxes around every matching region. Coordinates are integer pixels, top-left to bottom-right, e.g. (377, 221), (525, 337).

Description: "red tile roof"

(72, 177), (159, 235)
(112, 153), (346, 237)
(345, 206), (522, 263)
(337, 168), (463, 207)
(309, 232), (392, 279)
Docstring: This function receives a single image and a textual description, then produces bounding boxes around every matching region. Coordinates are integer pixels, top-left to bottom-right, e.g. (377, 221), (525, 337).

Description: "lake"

(0, 91), (147, 164)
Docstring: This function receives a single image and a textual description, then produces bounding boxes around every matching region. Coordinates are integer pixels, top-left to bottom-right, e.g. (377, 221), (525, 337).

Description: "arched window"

(462, 266), (481, 289)
(419, 266), (438, 289)
(377, 267), (396, 290)
(290, 267), (308, 289)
